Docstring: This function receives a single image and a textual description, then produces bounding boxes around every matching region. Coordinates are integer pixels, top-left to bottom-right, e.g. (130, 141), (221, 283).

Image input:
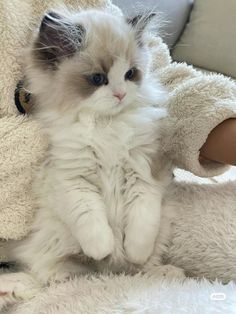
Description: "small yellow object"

(14, 80), (34, 114)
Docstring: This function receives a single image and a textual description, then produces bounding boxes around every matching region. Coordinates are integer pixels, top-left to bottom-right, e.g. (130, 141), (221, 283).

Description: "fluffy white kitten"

(0, 9), (184, 307)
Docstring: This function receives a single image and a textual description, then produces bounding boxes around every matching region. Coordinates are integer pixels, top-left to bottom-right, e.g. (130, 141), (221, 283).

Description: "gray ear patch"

(127, 13), (157, 45)
(34, 11), (85, 69)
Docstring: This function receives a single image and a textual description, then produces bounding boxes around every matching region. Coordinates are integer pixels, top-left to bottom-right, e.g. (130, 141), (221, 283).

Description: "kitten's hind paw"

(0, 272), (41, 309)
(146, 265), (186, 283)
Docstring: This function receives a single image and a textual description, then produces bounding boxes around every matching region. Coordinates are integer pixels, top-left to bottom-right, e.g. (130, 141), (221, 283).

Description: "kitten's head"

(27, 9), (159, 117)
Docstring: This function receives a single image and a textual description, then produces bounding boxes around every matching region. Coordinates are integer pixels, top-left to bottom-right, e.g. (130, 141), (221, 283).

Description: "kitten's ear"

(127, 13), (157, 45)
(34, 11), (85, 68)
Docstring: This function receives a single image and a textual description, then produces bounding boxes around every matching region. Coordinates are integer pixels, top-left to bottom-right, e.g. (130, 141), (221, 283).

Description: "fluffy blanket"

(4, 275), (236, 314)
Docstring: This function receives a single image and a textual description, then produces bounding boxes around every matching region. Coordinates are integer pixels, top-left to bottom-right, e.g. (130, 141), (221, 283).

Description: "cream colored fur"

(7, 8), (173, 283)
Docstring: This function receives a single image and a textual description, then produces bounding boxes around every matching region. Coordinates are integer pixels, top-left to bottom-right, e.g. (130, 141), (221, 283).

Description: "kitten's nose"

(113, 92), (126, 101)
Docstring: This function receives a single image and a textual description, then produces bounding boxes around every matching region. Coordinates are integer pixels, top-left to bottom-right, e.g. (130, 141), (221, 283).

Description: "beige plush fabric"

(1, 0), (236, 249)
(172, 0), (236, 79)
(0, 116), (46, 240)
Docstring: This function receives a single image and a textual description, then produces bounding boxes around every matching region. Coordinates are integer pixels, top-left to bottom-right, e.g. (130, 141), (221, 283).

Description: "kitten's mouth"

(114, 100), (126, 109)
(116, 98), (128, 106)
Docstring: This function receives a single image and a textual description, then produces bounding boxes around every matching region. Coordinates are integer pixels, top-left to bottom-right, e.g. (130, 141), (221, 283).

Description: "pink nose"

(113, 92), (126, 101)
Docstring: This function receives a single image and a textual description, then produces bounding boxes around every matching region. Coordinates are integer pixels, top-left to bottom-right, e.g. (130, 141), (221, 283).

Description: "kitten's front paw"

(124, 193), (161, 265)
(124, 236), (155, 265)
(80, 224), (114, 260)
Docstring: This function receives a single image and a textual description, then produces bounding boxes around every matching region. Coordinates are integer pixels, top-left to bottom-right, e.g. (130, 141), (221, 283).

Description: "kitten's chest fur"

(36, 108), (165, 272)
(49, 108), (161, 225)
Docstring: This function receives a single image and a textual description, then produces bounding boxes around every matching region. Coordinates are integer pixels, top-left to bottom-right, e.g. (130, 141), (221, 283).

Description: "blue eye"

(89, 73), (108, 86)
(125, 67), (136, 80)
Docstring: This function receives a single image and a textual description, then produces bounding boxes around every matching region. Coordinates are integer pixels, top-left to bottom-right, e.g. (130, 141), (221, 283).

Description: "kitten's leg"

(12, 215), (92, 285)
(57, 177), (114, 260)
(143, 263), (186, 282)
(0, 264), (87, 309)
(142, 252), (186, 282)
(0, 272), (41, 310)
(124, 170), (163, 264)
(142, 213), (186, 282)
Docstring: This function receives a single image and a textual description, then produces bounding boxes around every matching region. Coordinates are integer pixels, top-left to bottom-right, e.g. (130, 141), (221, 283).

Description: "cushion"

(172, 0), (236, 79)
(112, 0), (193, 48)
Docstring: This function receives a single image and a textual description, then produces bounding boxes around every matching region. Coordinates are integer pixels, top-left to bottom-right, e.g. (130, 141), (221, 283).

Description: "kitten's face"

(29, 10), (156, 116)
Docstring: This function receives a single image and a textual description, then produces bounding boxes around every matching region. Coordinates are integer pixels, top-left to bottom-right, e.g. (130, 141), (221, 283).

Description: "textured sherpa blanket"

(4, 275), (236, 314)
